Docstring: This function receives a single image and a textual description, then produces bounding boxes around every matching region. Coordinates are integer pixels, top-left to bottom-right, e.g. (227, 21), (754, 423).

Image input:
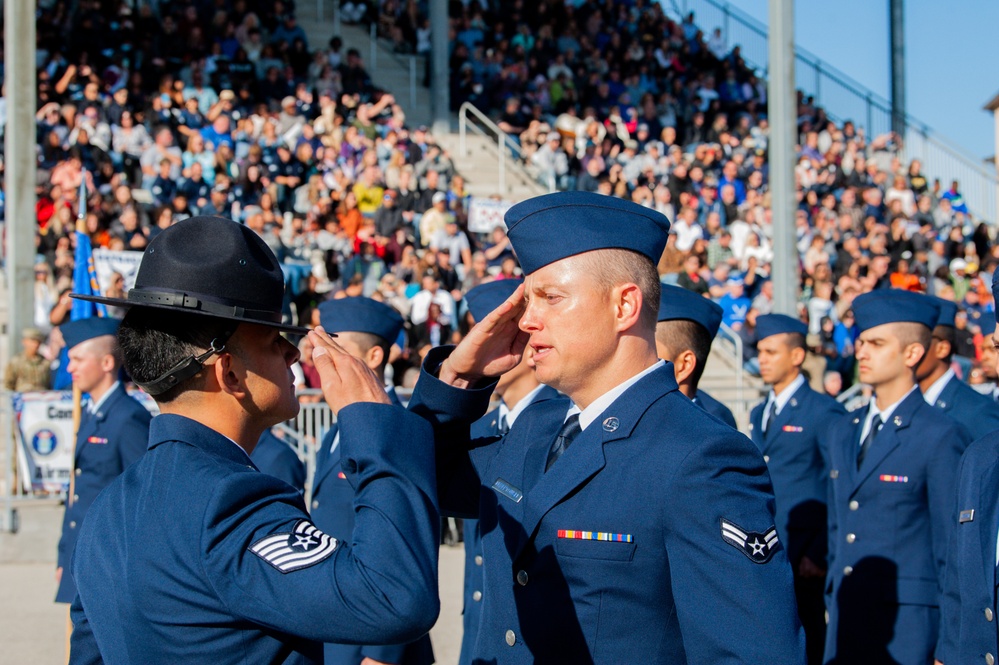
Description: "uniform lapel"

(765, 384), (805, 449)
(934, 374), (959, 413)
(851, 390), (919, 492)
(748, 403), (764, 450)
(513, 365), (676, 561)
(978, 461), (999, 588)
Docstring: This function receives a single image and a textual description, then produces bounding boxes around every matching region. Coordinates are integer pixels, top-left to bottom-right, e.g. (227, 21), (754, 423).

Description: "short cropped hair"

(892, 321), (932, 357)
(655, 319), (711, 385)
(577, 249), (661, 331)
(339, 330), (393, 371)
(118, 308), (239, 403)
(932, 324), (955, 361)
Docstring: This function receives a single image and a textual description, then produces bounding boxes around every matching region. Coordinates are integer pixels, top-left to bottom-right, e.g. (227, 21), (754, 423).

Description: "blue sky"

(687, 0), (999, 161)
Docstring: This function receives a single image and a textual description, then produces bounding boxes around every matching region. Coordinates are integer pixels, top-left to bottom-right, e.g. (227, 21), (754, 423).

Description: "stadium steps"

(700, 342), (767, 433)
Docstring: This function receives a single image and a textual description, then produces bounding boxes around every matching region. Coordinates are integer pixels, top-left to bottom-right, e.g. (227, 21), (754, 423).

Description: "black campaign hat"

(71, 216), (309, 335)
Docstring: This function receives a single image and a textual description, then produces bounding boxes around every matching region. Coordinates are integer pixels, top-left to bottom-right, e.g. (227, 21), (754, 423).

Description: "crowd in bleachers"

(450, 0), (998, 395)
(5, 0), (998, 398)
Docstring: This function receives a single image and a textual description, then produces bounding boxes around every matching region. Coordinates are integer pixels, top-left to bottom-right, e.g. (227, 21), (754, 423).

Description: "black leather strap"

(135, 334), (233, 396)
(126, 289), (282, 324)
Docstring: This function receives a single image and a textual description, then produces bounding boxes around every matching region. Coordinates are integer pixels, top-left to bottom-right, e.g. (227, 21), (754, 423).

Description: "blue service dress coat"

(460, 386), (563, 665)
(823, 389), (970, 665)
(56, 383), (151, 603)
(928, 373), (999, 441)
(251, 428), (306, 492)
(409, 347), (806, 665)
(937, 430), (999, 664)
(69, 408), (440, 665)
(310, 389), (435, 665)
(749, 382), (845, 567)
(694, 388), (737, 428)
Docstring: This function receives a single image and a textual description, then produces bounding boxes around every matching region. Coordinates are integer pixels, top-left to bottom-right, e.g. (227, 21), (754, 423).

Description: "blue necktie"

(857, 416), (883, 469)
(545, 414), (582, 472)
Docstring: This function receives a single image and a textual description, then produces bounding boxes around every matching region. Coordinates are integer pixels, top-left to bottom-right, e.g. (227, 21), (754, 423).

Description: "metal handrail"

(715, 322), (745, 415)
(458, 102), (546, 197)
(680, 0), (999, 222)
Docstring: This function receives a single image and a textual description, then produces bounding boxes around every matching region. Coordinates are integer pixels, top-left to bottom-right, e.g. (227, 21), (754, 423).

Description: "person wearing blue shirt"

(409, 192), (805, 663)
(823, 290), (970, 665)
(718, 277), (751, 329)
(916, 296), (999, 440)
(655, 284), (737, 428)
(55, 317), (151, 605)
(250, 428), (305, 493)
(310, 296), (435, 665)
(749, 314), (845, 665)
(937, 270), (999, 665)
(67, 216), (440, 663)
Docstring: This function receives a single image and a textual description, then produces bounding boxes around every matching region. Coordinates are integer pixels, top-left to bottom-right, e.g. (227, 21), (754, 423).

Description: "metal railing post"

(866, 93), (873, 138)
(3, 393), (13, 532)
(723, 3), (730, 44)
(370, 23), (377, 69)
(459, 107), (467, 157)
(498, 134), (506, 194)
(409, 56), (417, 109)
(814, 60), (822, 104)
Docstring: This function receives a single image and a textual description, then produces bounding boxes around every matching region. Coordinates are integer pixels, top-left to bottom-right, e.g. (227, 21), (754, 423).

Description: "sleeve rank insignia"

(249, 520), (339, 573)
(721, 518), (780, 564)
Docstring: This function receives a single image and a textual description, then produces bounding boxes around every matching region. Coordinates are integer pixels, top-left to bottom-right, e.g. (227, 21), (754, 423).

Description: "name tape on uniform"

(492, 478), (523, 503)
(249, 520), (338, 573)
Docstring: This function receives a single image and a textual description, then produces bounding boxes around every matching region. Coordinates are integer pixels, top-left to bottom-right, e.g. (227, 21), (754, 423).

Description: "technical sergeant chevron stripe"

(249, 520), (338, 573)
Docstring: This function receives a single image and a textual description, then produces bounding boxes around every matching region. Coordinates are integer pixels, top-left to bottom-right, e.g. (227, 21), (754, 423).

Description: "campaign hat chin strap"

(135, 332), (235, 397)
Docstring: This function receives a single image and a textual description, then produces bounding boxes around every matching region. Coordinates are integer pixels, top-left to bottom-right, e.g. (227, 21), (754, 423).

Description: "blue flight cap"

(504, 192), (671, 275)
(755, 314), (809, 341)
(981, 316), (996, 336)
(933, 297), (958, 328)
(852, 289), (940, 333)
(61, 317), (121, 351)
(317, 297), (404, 344)
(465, 279), (523, 324)
(657, 285), (723, 339)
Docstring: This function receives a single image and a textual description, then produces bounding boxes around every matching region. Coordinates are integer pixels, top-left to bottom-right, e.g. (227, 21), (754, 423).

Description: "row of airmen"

(54, 197), (999, 664)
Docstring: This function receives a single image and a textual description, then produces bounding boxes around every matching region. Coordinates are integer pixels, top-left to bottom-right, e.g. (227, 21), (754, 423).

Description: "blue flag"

(71, 174), (107, 321)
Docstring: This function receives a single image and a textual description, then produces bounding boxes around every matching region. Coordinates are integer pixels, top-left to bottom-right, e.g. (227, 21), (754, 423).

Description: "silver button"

(472, 590), (482, 602)
(846, 533), (856, 544)
(73, 494), (79, 502)
(75, 468), (82, 476)
(516, 570), (528, 586)
(69, 521), (76, 529)
(987, 653), (994, 665)
(987, 608), (994, 622)
(763, 455), (770, 463)
(505, 630), (516, 646)
(849, 500), (859, 511)
(475, 555), (483, 566)
(843, 566), (853, 576)
(312, 500), (319, 509)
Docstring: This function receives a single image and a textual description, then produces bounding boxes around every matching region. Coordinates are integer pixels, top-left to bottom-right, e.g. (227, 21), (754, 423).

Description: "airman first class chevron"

(249, 520), (338, 573)
(720, 518), (779, 564)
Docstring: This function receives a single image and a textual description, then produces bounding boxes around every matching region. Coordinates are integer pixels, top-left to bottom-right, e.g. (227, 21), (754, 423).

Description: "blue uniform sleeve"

(408, 346), (499, 518)
(202, 403), (440, 645)
(663, 429), (807, 663)
(116, 407), (152, 471)
(935, 446), (969, 664)
(361, 643), (410, 663)
(69, 592), (103, 665)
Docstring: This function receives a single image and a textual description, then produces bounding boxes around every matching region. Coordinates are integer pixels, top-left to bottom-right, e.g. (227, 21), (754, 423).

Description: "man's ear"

(613, 282), (644, 333)
(933, 338), (952, 361)
(672, 349), (697, 385)
(790, 346), (806, 367)
(365, 344), (385, 372)
(903, 342), (927, 369)
(214, 353), (247, 398)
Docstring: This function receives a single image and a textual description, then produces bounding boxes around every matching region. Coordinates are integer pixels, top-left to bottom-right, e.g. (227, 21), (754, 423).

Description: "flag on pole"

(71, 171), (107, 321)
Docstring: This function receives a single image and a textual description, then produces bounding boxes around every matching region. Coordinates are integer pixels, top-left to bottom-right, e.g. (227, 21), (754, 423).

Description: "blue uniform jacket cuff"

(407, 346), (497, 430)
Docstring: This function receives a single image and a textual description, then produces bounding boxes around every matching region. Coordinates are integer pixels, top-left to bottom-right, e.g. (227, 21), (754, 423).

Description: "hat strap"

(127, 289), (283, 325)
(135, 334), (233, 397)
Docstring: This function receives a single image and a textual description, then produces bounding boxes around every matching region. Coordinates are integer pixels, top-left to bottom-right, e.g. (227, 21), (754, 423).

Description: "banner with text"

(467, 197), (515, 234)
(93, 248), (144, 292)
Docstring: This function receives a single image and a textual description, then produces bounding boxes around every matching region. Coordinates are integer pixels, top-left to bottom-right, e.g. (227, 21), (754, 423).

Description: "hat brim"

(71, 293), (312, 336)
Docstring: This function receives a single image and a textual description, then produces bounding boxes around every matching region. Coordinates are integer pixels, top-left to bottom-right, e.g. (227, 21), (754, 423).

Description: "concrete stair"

(700, 342), (767, 433)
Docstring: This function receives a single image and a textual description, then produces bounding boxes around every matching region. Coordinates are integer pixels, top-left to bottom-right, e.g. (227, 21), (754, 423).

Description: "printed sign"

(467, 197), (515, 234)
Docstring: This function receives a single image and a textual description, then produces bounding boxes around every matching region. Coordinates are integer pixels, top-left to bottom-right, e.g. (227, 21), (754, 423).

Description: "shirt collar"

(566, 360), (665, 431)
(501, 383), (548, 429)
(767, 373), (805, 415)
(88, 381), (120, 415)
(868, 385), (918, 426)
(922, 368), (955, 406)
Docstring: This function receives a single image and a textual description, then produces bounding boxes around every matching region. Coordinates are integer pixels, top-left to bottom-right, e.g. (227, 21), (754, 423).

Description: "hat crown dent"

(134, 216), (285, 312)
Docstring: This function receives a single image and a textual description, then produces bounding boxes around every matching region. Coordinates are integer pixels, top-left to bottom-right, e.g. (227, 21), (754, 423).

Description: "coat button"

(69, 521), (76, 529)
(75, 468), (82, 476)
(986, 608), (994, 622)
(505, 630), (516, 646)
(763, 455), (770, 463)
(846, 533), (856, 544)
(516, 570), (528, 586)
(472, 590), (482, 602)
(849, 500), (859, 511)
(73, 494), (79, 502)
(987, 653), (994, 665)
(475, 555), (483, 566)
(843, 566), (853, 576)
(312, 500), (319, 509)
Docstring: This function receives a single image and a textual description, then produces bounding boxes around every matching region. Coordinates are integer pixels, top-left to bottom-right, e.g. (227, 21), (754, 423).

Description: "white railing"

(714, 322), (746, 418)
(458, 102), (550, 196)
